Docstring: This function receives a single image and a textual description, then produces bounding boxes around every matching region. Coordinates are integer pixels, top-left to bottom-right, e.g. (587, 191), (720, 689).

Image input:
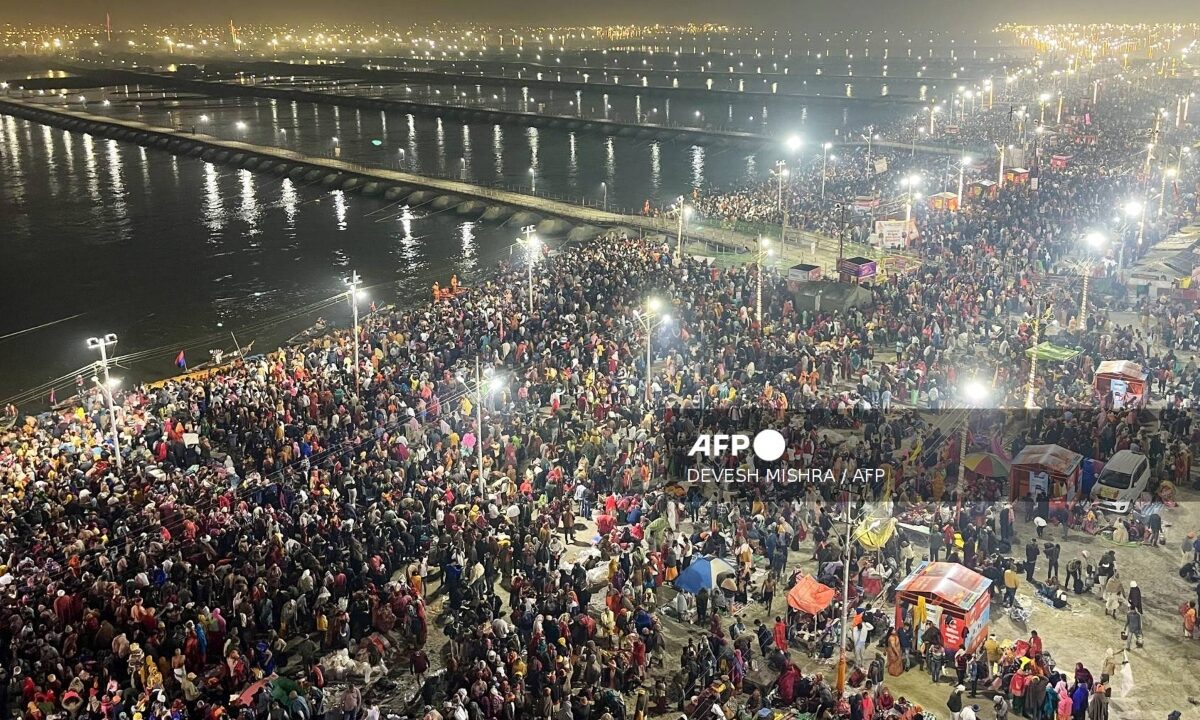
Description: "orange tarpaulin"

(786, 575), (836, 614)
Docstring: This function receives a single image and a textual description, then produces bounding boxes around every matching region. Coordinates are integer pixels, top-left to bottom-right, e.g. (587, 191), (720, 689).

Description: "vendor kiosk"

(1005, 167), (1031, 185)
(895, 562), (991, 653)
(927, 191), (959, 212)
(967, 179), (998, 200)
(836, 256), (878, 284)
(1093, 360), (1148, 409)
(1009, 444), (1083, 501)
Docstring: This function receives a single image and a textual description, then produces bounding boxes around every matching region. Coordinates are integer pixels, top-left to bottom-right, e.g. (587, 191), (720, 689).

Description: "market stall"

(1005, 167), (1031, 185)
(894, 562), (991, 653)
(927, 191), (959, 212)
(968, 179), (998, 200)
(1093, 360), (1148, 409)
(1008, 444), (1083, 501)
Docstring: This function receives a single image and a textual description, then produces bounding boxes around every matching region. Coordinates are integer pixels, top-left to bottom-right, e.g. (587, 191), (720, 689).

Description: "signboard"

(1111, 379), (1128, 410)
(874, 219), (917, 249)
(1029, 471), (1049, 499)
(837, 258), (878, 278)
(1030, 177), (1039, 190)
(854, 195), (881, 210)
(1008, 148), (1027, 168)
(874, 157), (888, 174)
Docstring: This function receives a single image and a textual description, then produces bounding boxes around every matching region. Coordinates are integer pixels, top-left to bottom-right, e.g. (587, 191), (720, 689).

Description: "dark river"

(0, 61), (947, 402)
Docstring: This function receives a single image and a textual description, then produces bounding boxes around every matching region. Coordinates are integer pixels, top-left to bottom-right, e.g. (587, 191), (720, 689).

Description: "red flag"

(175, 350), (187, 369)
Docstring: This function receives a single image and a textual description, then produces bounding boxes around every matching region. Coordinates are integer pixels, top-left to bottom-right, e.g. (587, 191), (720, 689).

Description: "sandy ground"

(385, 484), (1200, 720)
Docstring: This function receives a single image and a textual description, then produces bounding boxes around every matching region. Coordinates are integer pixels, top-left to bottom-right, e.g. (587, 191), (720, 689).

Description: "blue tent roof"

(674, 556), (738, 595)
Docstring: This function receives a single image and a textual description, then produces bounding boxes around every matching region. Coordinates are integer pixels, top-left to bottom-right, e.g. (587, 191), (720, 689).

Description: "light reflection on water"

(0, 114), (520, 400)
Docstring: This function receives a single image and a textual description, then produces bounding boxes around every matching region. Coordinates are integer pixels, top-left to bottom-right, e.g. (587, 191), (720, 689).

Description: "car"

(1090, 450), (1150, 514)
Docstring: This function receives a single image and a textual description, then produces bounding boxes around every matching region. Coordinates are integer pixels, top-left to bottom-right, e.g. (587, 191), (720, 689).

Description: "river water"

(0, 69), (924, 402)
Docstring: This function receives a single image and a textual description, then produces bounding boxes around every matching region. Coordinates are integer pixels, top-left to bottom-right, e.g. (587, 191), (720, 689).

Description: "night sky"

(2, 0), (1198, 30)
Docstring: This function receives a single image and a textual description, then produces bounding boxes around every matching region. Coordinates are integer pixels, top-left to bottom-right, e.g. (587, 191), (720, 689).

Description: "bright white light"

(962, 380), (989, 405)
(235, 121), (247, 130)
(1084, 231), (1107, 249)
(785, 135), (802, 151)
(647, 297), (663, 313)
(1124, 200), (1144, 218)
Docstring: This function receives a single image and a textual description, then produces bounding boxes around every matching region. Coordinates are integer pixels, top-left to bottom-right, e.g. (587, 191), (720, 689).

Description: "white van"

(1090, 450), (1151, 514)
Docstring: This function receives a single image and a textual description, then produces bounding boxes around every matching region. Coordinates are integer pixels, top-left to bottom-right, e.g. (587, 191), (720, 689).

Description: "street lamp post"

(755, 237), (774, 326)
(600, 181), (607, 211)
(676, 198), (690, 259)
(518, 226), (539, 313)
(902, 174), (921, 224)
(1079, 232), (1107, 331)
(774, 160), (788, 211)
(91, 375), (123, 471)
(957, 155), (971, 208)
(344, 271), (363, 390)
(471, 358), (506, 497)
(821, 142), (832, 197)
(1159, 166), (1177, 219)
(636, 298), (670, 403)
(86, 333), (121, 470)
(1025, 300), (1050, 409)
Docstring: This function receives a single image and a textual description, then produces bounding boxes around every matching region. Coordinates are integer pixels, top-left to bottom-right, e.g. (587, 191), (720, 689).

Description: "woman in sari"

(886, 629), (905, 676)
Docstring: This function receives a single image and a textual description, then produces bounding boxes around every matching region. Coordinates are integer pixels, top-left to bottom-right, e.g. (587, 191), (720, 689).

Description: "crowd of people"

(3, 45), (1200, 720)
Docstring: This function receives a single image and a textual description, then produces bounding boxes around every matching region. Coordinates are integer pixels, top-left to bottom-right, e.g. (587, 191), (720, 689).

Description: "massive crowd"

(3, 53), (1200, 720)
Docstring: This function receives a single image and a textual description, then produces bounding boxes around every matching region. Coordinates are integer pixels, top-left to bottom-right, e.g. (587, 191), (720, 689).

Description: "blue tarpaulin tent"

(674, 556), (739, 594)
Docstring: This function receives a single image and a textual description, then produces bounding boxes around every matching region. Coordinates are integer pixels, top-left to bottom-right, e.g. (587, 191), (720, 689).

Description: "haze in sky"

(1, 0), (1197, 29)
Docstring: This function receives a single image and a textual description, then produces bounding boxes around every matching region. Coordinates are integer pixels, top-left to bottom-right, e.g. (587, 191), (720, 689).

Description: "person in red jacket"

(1009, 667), (1030, 716)
(773, 616), (788, 653)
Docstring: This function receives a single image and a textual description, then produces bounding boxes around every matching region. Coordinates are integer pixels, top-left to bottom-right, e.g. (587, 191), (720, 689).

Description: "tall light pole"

(902, 174), (922, 224)
(517, 227), (539, 313)
(1025, 301), (1051, 409)
(773, 160), (788, 211)
(997, 144), (1010, 188)
(344, 271), (362, 390)
(86, 333), (117, 388)
(1079, 231), (1107, 331)
(1038, 92), (1051, 124)
(636, 298), (670, 404)
(863, 128), (877, 175)
(600, 181), (607, 211)
(1159, 166), (1177, 219)
(86, 333), (121, 471)
(676, 198), (690, 259)
(957, 155), (972, 208)
(755, 237), (774, 326)
(91, 375), (123, 471)
(470, 358), (506, 497)
(821, 142), (832, 197)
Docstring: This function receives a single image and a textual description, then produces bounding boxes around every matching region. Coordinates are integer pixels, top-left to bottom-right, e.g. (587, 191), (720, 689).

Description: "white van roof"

(1103, 450), (1144, 474)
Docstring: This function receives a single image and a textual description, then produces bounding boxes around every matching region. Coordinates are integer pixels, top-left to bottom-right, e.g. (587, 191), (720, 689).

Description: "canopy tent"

(1094, 360), (1148, 408)
(674, 556), (738, 595)
(786, 575), (836, 614)
(1024, 341), (1082, 362)
(1009, 443), (1083, 501)
(894, 562), (991, 652)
